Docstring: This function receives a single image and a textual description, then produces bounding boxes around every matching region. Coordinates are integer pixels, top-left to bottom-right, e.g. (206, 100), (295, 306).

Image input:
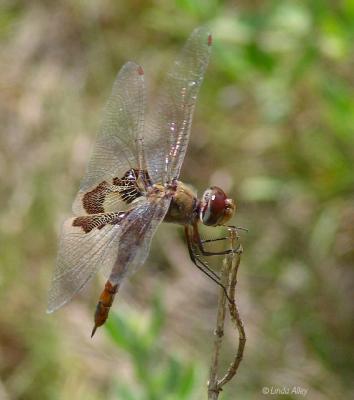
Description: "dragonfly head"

(200, 186), (235, 226)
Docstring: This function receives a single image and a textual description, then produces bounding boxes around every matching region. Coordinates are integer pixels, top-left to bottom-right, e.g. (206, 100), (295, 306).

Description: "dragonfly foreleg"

(192, 222), (240, 256)
(201, 236), (228, 244)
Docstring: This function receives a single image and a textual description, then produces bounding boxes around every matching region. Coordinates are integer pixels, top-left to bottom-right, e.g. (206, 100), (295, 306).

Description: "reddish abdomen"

(91, 280), (118, 337)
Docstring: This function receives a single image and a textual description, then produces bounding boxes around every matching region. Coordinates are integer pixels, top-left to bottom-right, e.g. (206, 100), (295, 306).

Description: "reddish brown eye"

(200, 186), (235, 226)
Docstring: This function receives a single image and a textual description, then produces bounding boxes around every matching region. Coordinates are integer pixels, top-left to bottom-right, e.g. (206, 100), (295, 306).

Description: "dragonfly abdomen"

(91, 280), (118, 337)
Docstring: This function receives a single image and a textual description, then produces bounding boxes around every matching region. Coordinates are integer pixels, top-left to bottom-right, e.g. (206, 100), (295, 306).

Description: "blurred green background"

(1, 1), (353, 399)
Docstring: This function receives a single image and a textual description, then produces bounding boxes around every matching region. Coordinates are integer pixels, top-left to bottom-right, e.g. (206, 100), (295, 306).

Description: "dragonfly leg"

(91, 280), (119, 337)
(184, 225), (233, 303)
(192, 222), (241, 256)
(201, 236), (228, 244)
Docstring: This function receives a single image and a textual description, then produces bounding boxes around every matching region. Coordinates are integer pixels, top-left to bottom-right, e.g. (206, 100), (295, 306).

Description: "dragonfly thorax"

(164, 181), (199, 225)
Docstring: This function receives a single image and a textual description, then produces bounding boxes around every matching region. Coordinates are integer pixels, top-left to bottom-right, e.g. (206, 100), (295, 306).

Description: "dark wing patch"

(83, 181), (110, 214)
(112, 169), (140, 205)
(73, 212), (127, 233)
(112, 168), (152, 204)
(79, 168), (152, 215)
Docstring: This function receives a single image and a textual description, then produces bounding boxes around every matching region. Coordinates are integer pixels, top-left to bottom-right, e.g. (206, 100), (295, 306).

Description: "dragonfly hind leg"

(91, 280), (119, 337)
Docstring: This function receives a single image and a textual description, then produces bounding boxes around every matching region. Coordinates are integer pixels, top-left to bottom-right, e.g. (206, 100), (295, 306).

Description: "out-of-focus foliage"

(0, 1), (353, 399)
(105, 297), (199, 400)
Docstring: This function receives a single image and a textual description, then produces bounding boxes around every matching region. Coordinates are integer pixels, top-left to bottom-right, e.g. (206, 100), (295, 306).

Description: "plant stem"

(207, 228), (245, 399)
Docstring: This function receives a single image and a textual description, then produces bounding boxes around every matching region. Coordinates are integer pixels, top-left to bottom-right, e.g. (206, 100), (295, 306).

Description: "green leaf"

(240, 176), (284, 202)
(115, 384), (139, 400)
(105, 312), (146, 361)
(177, 363), (196, 398)
(148, 295), (165, 341)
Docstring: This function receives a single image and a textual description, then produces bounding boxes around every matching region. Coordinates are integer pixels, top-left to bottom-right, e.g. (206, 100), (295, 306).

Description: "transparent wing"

(48, 195), (168, 313)
(47, 211), (130, 313)
(145, 26), (212, 184)
(108, 196), (171, 284)
(73, 61), (146, 215)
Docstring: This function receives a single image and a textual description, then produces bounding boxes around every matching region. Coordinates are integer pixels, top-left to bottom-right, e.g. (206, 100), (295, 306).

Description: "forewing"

(108, 196), (171, 284)
(73, 61), (146, 215)
(47, 212), (128, 312)
(145, 27), (212, 184)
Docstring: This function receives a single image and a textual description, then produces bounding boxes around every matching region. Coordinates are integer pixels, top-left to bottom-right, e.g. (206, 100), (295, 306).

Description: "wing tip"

(137, 65), (144, 76)
(192, 26), (212, 46)
(208, 33), (212, 46)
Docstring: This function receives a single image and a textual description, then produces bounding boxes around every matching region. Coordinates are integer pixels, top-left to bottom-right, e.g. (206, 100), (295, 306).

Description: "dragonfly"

(47, 27), (238, 337)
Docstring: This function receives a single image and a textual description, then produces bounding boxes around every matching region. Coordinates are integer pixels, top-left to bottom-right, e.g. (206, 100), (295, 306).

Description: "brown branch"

(208, 259), (230, 399)
(207, 228), (246, 399)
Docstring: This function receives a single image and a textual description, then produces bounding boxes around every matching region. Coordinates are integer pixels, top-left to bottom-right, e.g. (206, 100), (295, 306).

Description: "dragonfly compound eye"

(200, 186), (236, 226)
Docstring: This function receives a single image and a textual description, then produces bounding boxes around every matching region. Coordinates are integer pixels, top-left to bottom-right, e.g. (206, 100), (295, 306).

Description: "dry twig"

(207, 228), (245, 399)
